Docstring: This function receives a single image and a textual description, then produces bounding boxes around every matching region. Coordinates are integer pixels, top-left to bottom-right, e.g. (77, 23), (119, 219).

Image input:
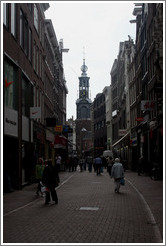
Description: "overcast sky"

(45, 1), (136, 120)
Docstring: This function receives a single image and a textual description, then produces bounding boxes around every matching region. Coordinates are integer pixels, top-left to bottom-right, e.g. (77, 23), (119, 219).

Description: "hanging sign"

(141, 100), (156, 111)
(30, 107), (41, 119)
(55, 125), (63, 132)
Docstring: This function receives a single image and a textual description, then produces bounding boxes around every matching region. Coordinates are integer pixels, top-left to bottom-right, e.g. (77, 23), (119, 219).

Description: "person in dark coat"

(42, 159), (59, 205)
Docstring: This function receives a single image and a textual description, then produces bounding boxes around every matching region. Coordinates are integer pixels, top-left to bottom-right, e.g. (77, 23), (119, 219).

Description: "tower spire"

(81, 46), (88, 76)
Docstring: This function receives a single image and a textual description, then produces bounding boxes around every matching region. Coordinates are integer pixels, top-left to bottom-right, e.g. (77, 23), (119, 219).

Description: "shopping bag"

(120, 177), (125, 185)
(40, 181), (46, 192)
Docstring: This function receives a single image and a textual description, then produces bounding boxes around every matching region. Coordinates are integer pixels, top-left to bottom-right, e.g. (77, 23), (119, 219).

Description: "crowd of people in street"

(35, 153), (126, 203)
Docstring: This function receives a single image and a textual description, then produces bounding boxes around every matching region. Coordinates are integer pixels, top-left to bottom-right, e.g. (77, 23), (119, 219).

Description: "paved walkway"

(3, 169), (163, 244)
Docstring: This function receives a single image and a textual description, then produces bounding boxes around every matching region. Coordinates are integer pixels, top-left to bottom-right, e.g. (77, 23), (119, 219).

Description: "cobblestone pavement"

(3, 169), (163, 244)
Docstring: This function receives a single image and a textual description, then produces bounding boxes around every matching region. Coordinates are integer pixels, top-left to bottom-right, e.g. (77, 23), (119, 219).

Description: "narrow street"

(3, 169), (163, 244)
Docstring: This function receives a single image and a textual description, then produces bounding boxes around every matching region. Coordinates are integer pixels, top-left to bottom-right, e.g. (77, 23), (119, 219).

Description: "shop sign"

(4, 107), (18, 137)
(46, 130), (54, 142)
(55, 125), (63, 132)
(30, 107), (41, 119)
(131, 137), (137, 146)
(141, 100), (156, 111)
(136, 117), (144, 122)
(118, 129), (127, 136)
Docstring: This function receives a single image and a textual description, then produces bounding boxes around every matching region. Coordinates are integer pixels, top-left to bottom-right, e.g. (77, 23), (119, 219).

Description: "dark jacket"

(42, 164), (59, 188)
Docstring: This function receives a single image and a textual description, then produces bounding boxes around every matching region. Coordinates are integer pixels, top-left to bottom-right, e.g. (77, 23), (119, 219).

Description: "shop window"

(4, 59), (18, 110)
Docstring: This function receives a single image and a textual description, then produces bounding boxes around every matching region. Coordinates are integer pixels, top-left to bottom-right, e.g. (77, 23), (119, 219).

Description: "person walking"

(111, 158), (124, 193)
(42, 159), (59, 205)
(86, 156), (93, 172)
(35, 158), (45, 196)
(95, 155), (102, 176)
(55, 154), (61, 182)
(107, 156), (114, 176)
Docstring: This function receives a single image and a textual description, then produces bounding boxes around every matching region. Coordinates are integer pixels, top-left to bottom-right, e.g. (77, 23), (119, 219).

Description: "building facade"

(110, 3), (163, 173)
(93, 92), (107, 156)
(3, 3), (68, 190)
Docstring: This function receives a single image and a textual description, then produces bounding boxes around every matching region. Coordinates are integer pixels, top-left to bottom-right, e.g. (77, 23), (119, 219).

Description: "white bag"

(40, 181), (46, 192)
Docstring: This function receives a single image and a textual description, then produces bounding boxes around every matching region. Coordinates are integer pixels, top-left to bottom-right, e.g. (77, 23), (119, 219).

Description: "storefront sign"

(119, 129), (127, 136)
(141, 100), (156, 111)
(136, 117), (144, 122)
(4, 107), (18, 137)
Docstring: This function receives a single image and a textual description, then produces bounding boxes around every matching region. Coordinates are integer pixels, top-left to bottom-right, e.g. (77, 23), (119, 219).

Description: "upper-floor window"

(28, 28), (32, 62)
(20, 9), (24, 47)
(22, 76), (33, 117)
(11, 3), (16, 37)
(3, 3), (9, 28)
(34, 4), (38, 32)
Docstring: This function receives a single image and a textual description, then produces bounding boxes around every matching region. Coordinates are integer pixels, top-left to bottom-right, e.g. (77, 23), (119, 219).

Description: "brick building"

(3, 3), (67, 190)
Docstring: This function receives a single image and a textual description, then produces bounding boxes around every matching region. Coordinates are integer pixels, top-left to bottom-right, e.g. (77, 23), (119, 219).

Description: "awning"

(112, 132), (130, 148)
(54, 135), (67, 149)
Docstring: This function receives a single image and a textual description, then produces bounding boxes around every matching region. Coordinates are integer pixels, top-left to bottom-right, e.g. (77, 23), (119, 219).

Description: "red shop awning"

(54, 135), (67, 149)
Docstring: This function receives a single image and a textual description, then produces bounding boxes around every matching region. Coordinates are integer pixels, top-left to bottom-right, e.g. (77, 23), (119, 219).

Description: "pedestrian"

(42, 159), (59, 205)
(107, 156), (114, 176)
(35, 157), (45, 196)
(95, 155), (102, 176)
(55, 154), (62, 182)
(68, 157), (73, 172)
(138, 155), (144, 176)
(79, 157), (83, 172)
(86, 155), (93, 172)
(111, 158), (124, 193)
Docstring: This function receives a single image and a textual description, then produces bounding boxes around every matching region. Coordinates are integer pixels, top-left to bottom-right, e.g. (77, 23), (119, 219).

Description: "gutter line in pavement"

(127, 179), (163, 243)
(3, 175), (74, 217)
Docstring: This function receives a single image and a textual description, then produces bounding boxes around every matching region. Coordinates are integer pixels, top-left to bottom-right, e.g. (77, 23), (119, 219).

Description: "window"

(39, 52), (42, 78)
(24, 19), (28, 55)
(36, 46), (39, 74)
(3, 3), (9, 28)
(11, 3), (16, 37)
(33, 42), (36, 71)
(34, 4), (38, 32)
(20, 9), (30, 57)
(28, 28), (32, 62)
(22, 76), (33, 116)
(4, 59), (18, 110)
(20, 9), (24, 47)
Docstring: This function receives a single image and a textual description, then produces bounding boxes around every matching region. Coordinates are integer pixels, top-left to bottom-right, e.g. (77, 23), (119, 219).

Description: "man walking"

(95, 155), (102, 176)
(111, 158), (124, 193)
